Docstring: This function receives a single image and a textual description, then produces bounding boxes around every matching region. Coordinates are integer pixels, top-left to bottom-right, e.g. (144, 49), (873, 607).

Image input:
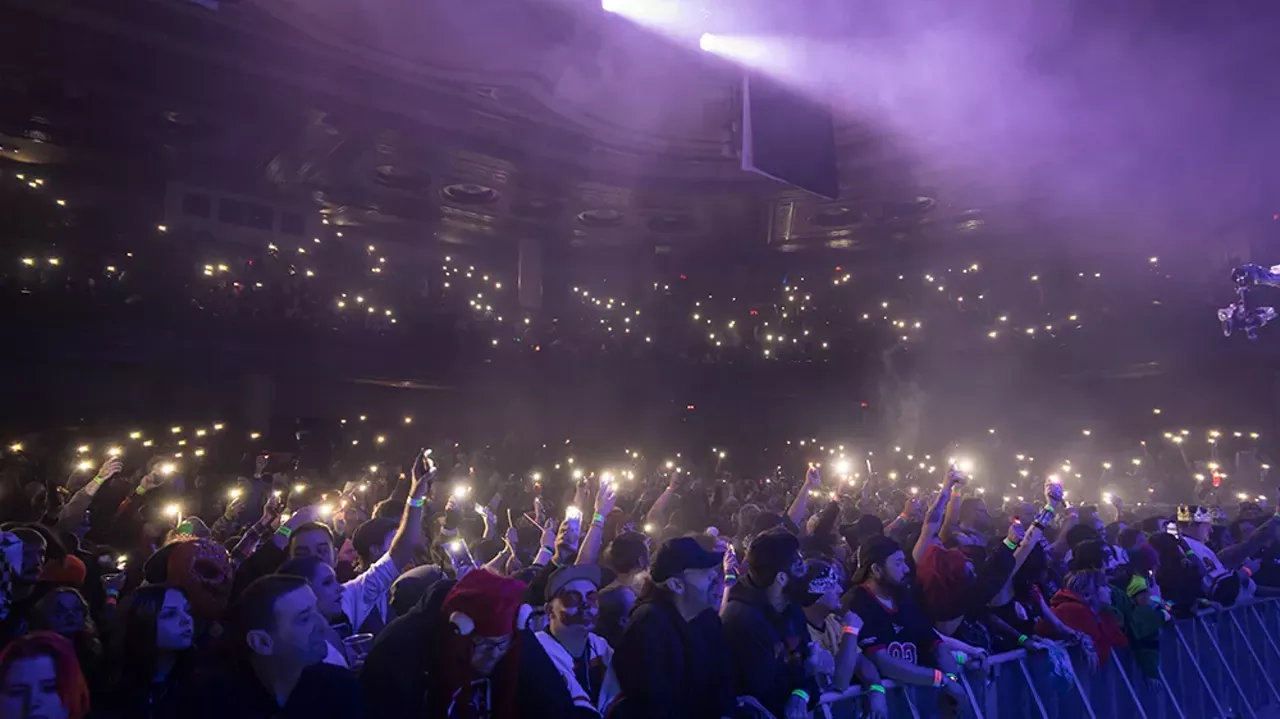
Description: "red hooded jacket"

(1037, 589), (1128, 665)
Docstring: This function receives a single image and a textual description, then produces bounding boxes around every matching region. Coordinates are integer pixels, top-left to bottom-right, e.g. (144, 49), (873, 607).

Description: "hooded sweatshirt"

(720, 578), (820, 717)
(612, 588), (734, 719)
(1038, 589), (1128, 666)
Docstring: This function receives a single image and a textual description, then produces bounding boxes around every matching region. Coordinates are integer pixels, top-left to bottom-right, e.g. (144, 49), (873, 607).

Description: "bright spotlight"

(699, 33), (716, 52)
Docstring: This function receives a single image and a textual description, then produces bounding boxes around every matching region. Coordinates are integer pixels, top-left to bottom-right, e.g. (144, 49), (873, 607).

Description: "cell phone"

(116, 555), (128, 571)
(444, 539), (477, 572)
(1165, 521), (1180, 538)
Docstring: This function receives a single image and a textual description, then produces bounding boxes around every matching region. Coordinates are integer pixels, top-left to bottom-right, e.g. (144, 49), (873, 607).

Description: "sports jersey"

(844, 585), (940, 666)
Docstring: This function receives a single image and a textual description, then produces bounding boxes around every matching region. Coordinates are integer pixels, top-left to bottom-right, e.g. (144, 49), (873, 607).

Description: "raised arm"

(939, 487), (963, 542)
(914, 468), (962, 565)
(55, 458), (122, 534)
(645, 471), (681, 528)
(576, 482), (616, 566)
(386, 450), (435, 571)
(786, 465), (822, 530)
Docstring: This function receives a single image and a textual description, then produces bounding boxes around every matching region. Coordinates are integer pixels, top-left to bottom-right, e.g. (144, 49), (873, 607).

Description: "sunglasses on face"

(556, 589), (599, 609)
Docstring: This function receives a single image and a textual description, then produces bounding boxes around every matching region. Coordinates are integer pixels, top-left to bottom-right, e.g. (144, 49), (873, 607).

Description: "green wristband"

(276, 525), (293, 538)
(1018, 634), (1028, 645)
(868, 684), (886, 695)
(1003, 538), (1018, 551)
(791, 689), (810, 704)
(135, 485), (147, 495)
(954, 651), (967, 665)
(408, 497), (425, 508)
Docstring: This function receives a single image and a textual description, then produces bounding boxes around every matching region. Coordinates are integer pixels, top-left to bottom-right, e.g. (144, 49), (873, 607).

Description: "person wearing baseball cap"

(612, 536), (733, 719)
(720, 530), (819, 719)
(844, 535), (966, 707)
(533, 565), (619, 712)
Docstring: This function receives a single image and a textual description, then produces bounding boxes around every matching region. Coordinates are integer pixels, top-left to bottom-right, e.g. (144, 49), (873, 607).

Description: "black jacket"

(359, 579), (592, 718)
(719, 579), (819, 717)
(612, 590), (734, 719)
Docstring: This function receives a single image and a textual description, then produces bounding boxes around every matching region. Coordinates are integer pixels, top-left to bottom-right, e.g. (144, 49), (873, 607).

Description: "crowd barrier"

(819, 598), (1280, 719)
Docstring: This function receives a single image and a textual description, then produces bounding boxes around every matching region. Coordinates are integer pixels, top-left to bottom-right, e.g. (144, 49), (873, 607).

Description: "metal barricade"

(820, 599), (1280, 719)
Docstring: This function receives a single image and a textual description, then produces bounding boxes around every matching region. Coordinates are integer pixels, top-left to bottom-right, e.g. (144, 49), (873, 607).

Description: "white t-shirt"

(340, 551), (400, 631)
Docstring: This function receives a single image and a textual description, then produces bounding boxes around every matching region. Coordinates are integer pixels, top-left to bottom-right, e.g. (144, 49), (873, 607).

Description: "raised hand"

(95, 458), (123, 483)
(263, 491), (285, 520)
(805, 464), (821, 487)
(410, 450), (436, 499)
(1006, 519), (1027, 547)
(1044, 478), (1064, 507)
(254, 453), (270, 478)
(138, 466), (172, 493)
(538, 518), (556, 549)
(224, 493), (248, 518)
(594, 481), (617, 518)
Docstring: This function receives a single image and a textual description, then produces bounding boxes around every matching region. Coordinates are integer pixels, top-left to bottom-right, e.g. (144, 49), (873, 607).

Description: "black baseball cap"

(652, 536), (723, 583)
(745, 530), (803, 584)
(850, 535), (903, 585)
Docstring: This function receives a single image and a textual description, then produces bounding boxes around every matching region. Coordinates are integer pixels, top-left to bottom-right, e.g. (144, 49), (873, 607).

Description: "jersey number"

(886, 641), (919, 665)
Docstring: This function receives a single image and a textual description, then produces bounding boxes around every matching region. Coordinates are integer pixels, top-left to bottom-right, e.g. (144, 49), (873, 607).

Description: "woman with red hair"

(0, 631), (90, 719)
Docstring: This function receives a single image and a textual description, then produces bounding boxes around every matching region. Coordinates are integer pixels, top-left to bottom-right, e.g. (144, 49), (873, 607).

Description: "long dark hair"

(31, 587), (103, 683)
(112, 585), (193, 700)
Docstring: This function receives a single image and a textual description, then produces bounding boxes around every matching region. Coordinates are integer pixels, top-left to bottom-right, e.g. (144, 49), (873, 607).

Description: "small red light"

(835, 266), (842, 272)
(1274, 214), (1279, 220)
(749, 309), (759, 316)
(679, 274), (687, 280)
(860, 401), (869, 408)
(686, 404), (695, 411)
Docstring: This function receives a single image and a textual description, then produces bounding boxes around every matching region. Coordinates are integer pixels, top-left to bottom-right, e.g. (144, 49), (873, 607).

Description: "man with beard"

(535, 564), (618, 712)
(720, 530), (819, 719)
(189, 575), (363, 718)
(612, 536), (734, 719)
(844, 536), (966, 712)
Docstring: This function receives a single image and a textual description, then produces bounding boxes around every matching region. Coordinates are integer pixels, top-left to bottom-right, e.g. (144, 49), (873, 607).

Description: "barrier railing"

(819, 599), (1280, 719)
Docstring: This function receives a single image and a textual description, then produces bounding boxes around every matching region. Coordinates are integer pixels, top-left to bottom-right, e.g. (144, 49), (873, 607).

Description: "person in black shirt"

(721, 530), (819, 719)
(612, 536), (734, 719)
(844, 536), (966, 712)
(186, 575), (364, 719)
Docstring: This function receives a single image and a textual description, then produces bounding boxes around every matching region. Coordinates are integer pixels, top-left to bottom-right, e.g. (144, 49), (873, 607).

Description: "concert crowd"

(0, 421), (1278, 719)
(1, 139), (1277, 719)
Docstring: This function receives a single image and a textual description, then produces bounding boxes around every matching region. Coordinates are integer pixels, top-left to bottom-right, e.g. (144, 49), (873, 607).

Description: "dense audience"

(0, 426), (1277, 719)
(0, 163), (1213, 372)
